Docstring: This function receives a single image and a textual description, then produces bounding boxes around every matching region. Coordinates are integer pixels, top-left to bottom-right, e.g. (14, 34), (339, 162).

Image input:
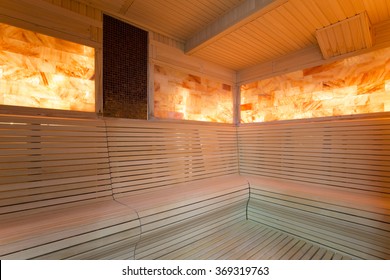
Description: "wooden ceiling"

(82, 0), (390, 71)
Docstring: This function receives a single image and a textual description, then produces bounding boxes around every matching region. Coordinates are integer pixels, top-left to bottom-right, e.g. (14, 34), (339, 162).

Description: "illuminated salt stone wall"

(241, 47), (390, 122)
(0, 23), (95, 112)
(154, 64), (233, 123)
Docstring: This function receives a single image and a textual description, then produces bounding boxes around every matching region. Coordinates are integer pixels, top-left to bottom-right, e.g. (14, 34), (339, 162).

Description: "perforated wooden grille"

(103, 14), (148, 119)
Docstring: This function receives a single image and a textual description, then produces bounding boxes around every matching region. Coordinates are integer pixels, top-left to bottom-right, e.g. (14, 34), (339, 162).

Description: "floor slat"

(162, 220), (349, 260)
(236, 230), (285, 260)
(300, 245), (321, 260)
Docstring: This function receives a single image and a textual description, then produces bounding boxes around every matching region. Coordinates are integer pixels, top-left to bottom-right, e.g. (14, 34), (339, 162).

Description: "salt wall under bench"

(237, 114), (390, 259)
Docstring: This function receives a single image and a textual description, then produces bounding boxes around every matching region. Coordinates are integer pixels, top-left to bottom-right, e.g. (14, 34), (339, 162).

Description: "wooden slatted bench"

(238, 115), (390, 260)
(119, 175), (249, 259)
(0, 115), (141, 259)
(2, 113), (388, 260)
(104, 119), (250, 259)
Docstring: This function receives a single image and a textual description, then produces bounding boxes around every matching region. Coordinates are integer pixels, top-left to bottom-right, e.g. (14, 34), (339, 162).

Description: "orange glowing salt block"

(0, 23), (95, 112)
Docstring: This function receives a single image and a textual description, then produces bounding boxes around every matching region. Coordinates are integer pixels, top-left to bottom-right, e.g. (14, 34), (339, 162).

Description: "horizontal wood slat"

(239, 116), (390, 260)
(104, 118), (251, 259)
(0, 114), (113, 216)
(1, 116), (251, 260)
(105, 119), (240, 196)
(158, 220), (351, 260)
(0, 200), (141, 259)
(238, 117), (390, 194)
(248, 196), (390, 259)
(114, 174), (249, 259)
(0, 114), (140, 260)
(2, 113), (389, 260)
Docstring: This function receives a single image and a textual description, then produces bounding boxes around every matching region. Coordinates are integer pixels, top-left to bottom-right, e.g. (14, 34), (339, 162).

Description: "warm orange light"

(241, 46), (390, 122)
(154, 64), (233, 123)
(0, 23), (95, 112)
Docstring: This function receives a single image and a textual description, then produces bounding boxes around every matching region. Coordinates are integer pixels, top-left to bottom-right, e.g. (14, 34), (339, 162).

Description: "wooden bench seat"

(2, 113), (389, 260)
(246, 175), (390, 259)
(104, 119), (250, 259)
(118, 175), (249, 259)
(1, 116), (250, 260)
(0, 115), (141, 259)
(238, 115), (390, 260)
(0, 200), (140, 259)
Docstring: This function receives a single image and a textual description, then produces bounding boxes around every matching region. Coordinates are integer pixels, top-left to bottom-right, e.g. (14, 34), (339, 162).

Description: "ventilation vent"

(315, 12), (373, 59)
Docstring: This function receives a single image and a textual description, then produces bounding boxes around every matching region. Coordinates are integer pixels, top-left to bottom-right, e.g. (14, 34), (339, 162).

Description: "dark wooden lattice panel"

(103, 14), (148, 119)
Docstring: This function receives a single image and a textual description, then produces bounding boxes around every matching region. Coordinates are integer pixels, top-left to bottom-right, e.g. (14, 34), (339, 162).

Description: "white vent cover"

(315, 12), (373, 59)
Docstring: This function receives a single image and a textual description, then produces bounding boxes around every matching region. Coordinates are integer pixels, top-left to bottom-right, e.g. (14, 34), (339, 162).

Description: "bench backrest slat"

(238, 116), (390, 195)
(105, 119), (239, 197)
(0, 115), (112, 218)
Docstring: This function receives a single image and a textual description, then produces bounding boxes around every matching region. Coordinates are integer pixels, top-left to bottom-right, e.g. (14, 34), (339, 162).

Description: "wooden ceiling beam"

(185, 0), (287, 55)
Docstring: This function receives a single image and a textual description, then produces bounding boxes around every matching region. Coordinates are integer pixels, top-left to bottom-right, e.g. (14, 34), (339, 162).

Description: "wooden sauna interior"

(0, 0), (389, 260)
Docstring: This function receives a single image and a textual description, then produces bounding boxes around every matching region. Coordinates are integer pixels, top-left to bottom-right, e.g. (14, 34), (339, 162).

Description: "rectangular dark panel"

(103, 14), (148, 119)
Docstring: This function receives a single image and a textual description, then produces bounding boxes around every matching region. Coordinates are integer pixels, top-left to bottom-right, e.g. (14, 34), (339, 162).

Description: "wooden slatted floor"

(158, 220), (352, 260)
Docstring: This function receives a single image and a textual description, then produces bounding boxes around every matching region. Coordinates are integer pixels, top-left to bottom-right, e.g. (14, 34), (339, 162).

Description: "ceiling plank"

(361, 0), (390, 24)
(185, 0), (288, 54)
(70, 0), (390, 71)
(239, 19), (390, 84)
(119, 0), (135, 15)
(274, 5), (313, 47)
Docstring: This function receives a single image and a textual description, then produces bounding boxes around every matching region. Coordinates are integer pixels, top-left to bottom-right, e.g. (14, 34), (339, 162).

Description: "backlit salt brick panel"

(241, 46), (390, 123)
(154, 65), (233, 123)
(0, 23), (95, 112)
